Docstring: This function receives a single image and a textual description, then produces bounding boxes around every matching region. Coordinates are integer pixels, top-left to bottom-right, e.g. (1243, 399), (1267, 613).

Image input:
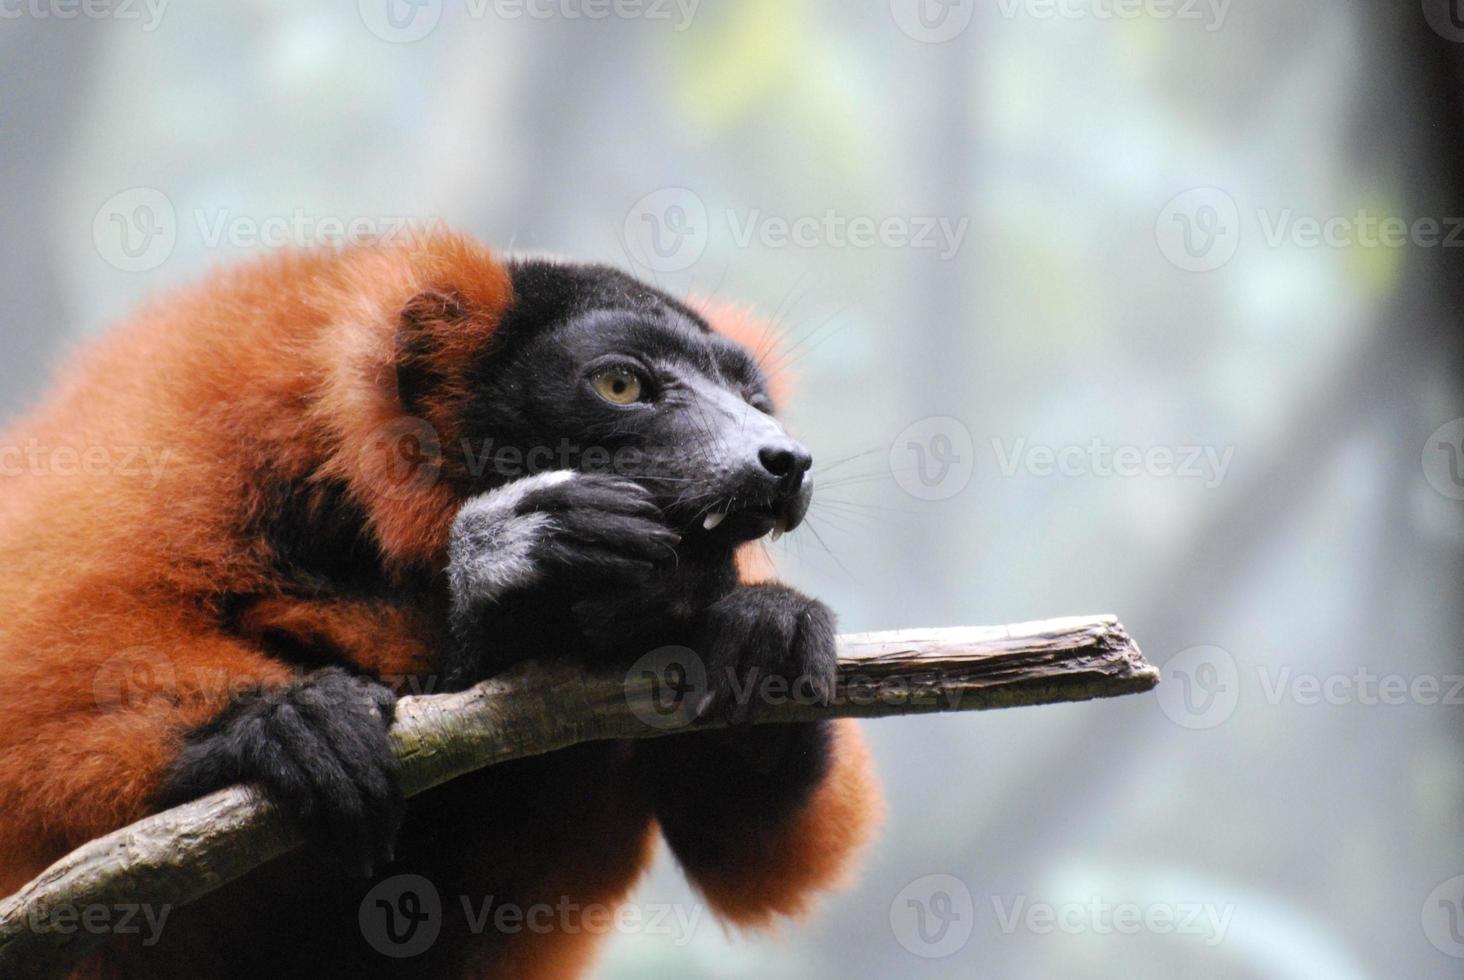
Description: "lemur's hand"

(449, 471), (680, 609)
(156, 668), (402, 879)
(640, 585), (839, 841)
(695, 583), (838, 726)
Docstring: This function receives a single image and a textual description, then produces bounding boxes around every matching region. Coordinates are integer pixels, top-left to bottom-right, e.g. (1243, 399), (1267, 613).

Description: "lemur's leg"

(638, 583), (882, 925)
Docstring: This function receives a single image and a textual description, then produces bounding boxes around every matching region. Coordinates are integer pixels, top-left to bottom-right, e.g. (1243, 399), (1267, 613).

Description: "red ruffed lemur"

(0, 229), (881, 978)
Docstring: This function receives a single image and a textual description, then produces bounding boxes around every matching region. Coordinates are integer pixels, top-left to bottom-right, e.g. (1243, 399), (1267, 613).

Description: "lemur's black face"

(464, 260), (812, 546)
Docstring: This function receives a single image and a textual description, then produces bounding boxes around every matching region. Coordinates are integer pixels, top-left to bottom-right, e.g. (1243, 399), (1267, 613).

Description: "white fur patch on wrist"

(448, 470), (575, 608)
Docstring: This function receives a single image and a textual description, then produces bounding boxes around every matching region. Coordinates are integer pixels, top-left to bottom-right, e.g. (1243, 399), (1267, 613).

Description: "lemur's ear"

(390, 232), (514, 421)
(394, 289), (470, 418)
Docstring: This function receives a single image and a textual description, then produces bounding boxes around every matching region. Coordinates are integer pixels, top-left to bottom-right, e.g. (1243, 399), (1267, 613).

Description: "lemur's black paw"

(156, 668), (402, 879)
(450, 470), (680, 608)
(696, 585), (838, 726)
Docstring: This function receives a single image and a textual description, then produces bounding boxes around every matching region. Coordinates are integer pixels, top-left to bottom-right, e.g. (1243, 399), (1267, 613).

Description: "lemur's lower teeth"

(703, 512), (728, 531)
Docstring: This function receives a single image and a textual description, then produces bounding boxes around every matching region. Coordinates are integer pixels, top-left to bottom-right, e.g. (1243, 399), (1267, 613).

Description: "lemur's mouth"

(696, 492), (809, 544)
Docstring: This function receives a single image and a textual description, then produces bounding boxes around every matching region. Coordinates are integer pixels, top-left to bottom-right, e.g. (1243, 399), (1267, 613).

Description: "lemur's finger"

(527, 468), (658, 509)
(524, 473), (660, 516)
(555, 510), (681, 557)
(539, 539), (657, 582)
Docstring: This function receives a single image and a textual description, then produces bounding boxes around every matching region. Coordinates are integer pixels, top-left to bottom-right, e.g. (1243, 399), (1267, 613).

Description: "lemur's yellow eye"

(592, 368), (643, 405)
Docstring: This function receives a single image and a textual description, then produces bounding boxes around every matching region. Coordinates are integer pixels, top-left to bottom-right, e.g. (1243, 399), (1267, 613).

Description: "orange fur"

(0, 229), (880, 976)
(669, 719), (882, 927)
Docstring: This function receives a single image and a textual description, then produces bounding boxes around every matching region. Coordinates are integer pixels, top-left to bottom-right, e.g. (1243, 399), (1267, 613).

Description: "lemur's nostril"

(759, 445), (813, 488)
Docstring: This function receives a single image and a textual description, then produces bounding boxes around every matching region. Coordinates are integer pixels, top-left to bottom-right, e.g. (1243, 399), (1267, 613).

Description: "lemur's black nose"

(758, 443), (813, 492)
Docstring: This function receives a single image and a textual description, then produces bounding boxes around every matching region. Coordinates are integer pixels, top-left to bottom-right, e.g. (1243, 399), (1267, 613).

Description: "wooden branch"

(0, 615), (1154, 978)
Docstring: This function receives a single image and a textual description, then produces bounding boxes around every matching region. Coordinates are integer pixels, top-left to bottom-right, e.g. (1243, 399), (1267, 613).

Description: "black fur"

(442, 260), (834, 868)
(156, 260), (835, 975)
(156, 668), (403, 879)
(260, 477), (393, 597)
(643, 721), (835, 872)
(640, 582), (838, 875)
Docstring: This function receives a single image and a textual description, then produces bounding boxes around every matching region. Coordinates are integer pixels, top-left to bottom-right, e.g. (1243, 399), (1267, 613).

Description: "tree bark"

(0, 614), (1154, 978)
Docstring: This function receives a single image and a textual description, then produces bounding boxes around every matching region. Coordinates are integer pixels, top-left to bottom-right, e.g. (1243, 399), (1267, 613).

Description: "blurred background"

(3, 1), (1462, 976)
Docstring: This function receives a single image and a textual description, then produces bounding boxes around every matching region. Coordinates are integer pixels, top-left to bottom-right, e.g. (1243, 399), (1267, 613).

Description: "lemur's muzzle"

(695, 390), (814, 544)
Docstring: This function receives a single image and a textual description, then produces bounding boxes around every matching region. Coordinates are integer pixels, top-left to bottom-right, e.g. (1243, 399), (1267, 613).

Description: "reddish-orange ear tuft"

(689, 298), (794, 407)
